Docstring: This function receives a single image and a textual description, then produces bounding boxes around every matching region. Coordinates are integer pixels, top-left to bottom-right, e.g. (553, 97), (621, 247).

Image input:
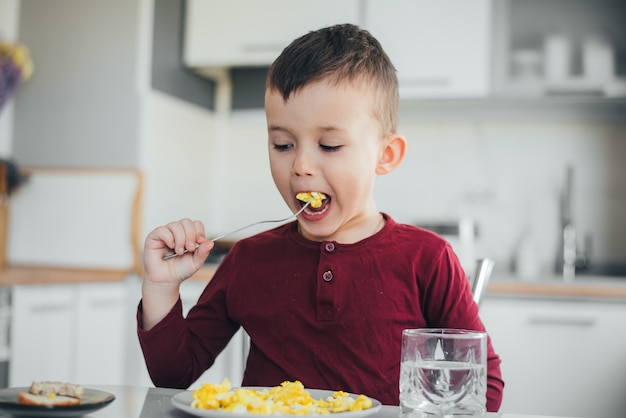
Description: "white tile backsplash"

(385, 120), (626, 275)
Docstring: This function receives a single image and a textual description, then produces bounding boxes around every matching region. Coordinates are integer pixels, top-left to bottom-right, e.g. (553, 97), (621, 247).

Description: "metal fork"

(162, 201), (311, 260)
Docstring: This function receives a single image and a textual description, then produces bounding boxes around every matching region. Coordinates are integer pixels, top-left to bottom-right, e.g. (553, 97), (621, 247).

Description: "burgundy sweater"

(137, 214), (503, 411)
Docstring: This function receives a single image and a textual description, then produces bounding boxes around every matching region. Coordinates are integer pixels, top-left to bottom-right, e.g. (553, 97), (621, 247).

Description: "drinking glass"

(399, 328), (487, 418)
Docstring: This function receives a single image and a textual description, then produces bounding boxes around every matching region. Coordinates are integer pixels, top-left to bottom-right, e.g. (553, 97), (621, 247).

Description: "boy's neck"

(299, 211), (386, 244)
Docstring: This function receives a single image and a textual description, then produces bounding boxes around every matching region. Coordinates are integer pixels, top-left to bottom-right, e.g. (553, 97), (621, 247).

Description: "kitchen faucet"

(556, 165), (580, 281)
(560, 224), (577, 281)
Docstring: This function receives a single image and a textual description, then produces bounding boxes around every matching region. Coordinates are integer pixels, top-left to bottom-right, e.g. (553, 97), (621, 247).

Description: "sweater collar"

(286, 213), (396, 249)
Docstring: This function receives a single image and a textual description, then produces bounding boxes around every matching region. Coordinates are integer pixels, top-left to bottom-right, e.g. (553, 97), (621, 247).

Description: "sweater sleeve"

(136, 275), (240, 388)
(136, 298), (200, 388)
(485, 335), (504, 412)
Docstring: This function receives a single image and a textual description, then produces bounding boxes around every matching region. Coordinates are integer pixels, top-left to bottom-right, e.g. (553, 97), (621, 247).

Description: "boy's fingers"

(193, 240), (215, 265)
(192, 220), (207, 245)
(161, 218), (200, 255)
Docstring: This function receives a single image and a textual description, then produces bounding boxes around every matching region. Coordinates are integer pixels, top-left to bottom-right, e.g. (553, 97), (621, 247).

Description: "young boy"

(138, 24), (503, 411)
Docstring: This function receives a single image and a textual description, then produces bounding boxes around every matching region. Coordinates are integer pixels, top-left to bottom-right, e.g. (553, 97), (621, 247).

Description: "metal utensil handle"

(471, 258), (495, 305)
(162, 201), (311, 260)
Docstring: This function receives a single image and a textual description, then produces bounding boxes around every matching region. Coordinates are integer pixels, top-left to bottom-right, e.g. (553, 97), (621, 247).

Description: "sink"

(575, 262), (626, 278)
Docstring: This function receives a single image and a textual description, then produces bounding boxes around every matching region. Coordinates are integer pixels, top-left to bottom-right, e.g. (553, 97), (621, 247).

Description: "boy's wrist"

(140, 279), (181, 331)
(141, 277), (181, 296)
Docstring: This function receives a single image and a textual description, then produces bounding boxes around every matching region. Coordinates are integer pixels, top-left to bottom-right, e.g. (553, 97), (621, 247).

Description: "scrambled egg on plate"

(191, 379), (373, 415)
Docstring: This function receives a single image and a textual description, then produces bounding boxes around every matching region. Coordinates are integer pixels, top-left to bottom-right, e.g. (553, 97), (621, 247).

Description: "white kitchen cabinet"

(493, 0), (626, 98)
(74, 282), (129, 385)
(184, 0), (360, 68)
(9, 282), (130, 387)
(13, 0), (146, 167)
(480, 297), (626, 418)
(10, 285), (76, 385)
(362, 0), (493, 99)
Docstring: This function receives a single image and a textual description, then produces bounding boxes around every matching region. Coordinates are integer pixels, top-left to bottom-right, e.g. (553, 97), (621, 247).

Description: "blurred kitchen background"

(1, 0), (626, 417)
(1, 0), (625, 277)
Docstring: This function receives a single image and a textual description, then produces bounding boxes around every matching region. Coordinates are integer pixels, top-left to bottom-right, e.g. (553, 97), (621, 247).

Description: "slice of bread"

(17, 391), (81, 406)
(28, 381), (84, 400)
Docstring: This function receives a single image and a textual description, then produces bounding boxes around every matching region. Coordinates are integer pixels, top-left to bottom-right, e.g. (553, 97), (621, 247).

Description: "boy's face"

(265, 80), (386, 243)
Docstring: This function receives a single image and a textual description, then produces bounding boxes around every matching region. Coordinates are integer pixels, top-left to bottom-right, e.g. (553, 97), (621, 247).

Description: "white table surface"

(0, 385), (583, 418)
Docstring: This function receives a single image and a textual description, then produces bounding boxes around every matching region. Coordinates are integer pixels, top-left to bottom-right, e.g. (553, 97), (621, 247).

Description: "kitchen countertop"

(0, 264), (218, 286)
(488, 275), (626, 300)
(0, 265), (132, 285)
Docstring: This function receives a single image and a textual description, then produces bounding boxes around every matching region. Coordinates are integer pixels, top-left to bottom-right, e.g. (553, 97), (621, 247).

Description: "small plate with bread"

(0, 381), (115, 417)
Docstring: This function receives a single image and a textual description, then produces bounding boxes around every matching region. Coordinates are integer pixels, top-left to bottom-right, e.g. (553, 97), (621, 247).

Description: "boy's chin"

(297, 223), (334, 242)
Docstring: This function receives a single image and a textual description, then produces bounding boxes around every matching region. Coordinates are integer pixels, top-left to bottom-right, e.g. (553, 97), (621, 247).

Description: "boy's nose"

(292, 151), (315, 176)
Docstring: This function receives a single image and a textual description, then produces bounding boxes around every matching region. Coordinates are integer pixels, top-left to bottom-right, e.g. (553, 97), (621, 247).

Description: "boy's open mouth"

(296, 192), (330, 215)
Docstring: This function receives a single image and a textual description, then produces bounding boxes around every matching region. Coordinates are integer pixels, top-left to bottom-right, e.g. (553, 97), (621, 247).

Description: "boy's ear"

(376, 134), (407, 175)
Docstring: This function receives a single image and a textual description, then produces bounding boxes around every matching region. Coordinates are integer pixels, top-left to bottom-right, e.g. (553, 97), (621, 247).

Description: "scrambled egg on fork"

(191, 379), (373, 414)
(296, 192), (327, 209)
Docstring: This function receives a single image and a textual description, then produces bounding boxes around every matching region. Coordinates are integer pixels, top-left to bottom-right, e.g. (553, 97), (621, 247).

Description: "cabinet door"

(494, 0), (626, 98)
(363, 0), (492, 99)
(480, 298), (626, 418)
(184, 0), (360, 67)
(75, 282), (128, 385)
(9, 285), (76, 386)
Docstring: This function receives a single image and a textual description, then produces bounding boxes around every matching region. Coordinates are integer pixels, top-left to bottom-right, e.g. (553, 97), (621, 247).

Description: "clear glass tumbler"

(399, 328), (487, 418)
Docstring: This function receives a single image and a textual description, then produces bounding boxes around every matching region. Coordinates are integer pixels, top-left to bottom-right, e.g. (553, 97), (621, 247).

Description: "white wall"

(142, 90), (218, 238)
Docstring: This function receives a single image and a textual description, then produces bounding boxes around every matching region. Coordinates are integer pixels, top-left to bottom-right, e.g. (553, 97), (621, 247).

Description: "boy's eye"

(320, 144), (342, 152)
(273, 143), (293, 151)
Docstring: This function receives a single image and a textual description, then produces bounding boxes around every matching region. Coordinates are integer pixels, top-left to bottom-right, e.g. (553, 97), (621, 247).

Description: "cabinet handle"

(30, 304), (72, 313)
(89, 299), (123, 309)
(528, 316), (596, 327)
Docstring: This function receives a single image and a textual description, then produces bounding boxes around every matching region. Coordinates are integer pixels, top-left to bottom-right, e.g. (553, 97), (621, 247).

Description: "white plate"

(171, 388), (382, 418)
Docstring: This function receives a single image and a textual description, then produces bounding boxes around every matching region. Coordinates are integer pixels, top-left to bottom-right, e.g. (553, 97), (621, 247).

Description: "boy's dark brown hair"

(266, 23), (398, 135)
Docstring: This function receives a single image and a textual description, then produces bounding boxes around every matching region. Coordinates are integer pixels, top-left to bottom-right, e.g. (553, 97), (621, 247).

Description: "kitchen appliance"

(544, 34), (572, 82)
(418, 218), (478, 275)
